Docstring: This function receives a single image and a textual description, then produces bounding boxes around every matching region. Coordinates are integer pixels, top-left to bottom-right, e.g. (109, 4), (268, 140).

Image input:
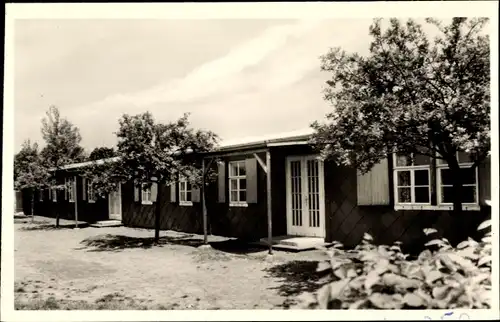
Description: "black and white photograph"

(1, 2), (498, 321)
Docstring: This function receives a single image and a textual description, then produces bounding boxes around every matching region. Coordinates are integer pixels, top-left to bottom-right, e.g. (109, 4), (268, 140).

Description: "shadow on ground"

(77, 234), (266, 254)
(264, 260), (328, 308)
(17, 223), (90, 231)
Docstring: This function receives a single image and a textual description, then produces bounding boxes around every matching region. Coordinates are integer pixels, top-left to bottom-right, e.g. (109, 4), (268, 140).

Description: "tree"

(88, 147), (116, 161)
(311, 18), (490, 242)
(14, 140), (50, 221)
(85, 112), (218, 243)
(40, 105), (87, 227)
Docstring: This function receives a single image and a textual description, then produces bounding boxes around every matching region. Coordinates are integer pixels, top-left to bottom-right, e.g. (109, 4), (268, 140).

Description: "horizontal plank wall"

(324, 162), (491, 253)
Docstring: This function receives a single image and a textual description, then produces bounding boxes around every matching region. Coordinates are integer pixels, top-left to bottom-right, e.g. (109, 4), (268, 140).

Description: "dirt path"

(14, 216), (329, 310)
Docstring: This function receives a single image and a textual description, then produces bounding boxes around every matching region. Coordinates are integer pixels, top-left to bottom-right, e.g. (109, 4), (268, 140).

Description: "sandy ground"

(14, 216), (329, 310)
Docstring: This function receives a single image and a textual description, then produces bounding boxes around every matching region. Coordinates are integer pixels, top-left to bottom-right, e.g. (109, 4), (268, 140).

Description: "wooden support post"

(266, 150), (273, 255)
(202, 158), (208, 245)
(74, 177), (79, 229)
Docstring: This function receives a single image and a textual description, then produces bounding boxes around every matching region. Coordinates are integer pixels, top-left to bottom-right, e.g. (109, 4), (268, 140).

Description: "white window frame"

(436, 156), (479, 211)
(179, 178), (193, 206)
(141, 183), (153, 205)
(228, 161), (248, 207)
(65, 177), (76, 203)
(393, 153), (432, 209)
(87, 181), (96, 203)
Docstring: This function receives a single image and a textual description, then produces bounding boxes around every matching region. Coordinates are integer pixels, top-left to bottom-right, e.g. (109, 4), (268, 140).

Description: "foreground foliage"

(295, 220), (492, 309)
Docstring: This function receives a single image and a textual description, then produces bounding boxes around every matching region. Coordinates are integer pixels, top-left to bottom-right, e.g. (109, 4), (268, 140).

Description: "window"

(87, 181), (96, 203)
(142, 183), (152, 205)
(392, 152), (479, 210)
(66, 177), (75, 202)
(51, 188), (57, 202)
(229, 161), (247, 206)
(179, 179), (193, 206)
(437, 152), (478, 205)
(39, 189), (44, 202)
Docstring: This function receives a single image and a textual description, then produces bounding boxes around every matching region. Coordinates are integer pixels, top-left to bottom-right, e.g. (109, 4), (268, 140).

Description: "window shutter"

(170, 183), (177, 202)
(479, 157), (491, 205)
(192, 185), (201, 202)
(357, 158), (390, 205)
(218, 162), (226, 203)
(151, 183), (158, 202)
(246, 158), (258, 203)
(134, 185), (140, 202)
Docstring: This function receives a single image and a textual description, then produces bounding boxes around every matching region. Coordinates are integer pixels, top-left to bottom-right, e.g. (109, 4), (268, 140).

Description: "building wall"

(323, 163), (491, 253)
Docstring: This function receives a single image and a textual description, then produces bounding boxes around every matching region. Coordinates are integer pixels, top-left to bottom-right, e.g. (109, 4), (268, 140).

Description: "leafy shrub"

(294, 220), (492, 309)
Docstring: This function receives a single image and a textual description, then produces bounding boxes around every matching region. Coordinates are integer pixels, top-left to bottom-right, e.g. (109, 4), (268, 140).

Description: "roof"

(51, 128), (316, 170)
(51, 156), (120, 171)
(216, 128), (314, 152)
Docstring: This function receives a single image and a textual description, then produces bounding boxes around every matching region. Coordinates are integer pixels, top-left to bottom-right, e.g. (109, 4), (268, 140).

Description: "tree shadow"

(78, 234), (206, 252)
(78, 233), (267, 254)
(264, 260), (328, 308)
(18, 223), (90, 231)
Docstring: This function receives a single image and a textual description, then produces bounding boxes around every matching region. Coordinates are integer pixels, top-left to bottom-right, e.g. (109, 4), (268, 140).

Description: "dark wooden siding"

(324, 163), (491, 253)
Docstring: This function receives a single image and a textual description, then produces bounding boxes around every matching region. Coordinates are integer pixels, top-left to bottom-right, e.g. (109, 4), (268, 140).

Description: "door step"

(254, 235), (331, 251)
(90, 220), (123, 228)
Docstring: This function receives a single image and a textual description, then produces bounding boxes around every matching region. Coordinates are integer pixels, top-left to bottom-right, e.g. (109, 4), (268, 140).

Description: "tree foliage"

(312, 18), (490, 174)
(41, 105), (86, 168)
(88, 147), (116, 161)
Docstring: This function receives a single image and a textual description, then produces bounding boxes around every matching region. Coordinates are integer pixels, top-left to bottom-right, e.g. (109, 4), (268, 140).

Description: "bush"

(294, 220), (492, 309)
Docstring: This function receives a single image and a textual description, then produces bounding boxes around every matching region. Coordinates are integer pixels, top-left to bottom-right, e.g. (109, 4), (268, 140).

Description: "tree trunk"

(31, 189), (35, 223)
(448, 158), (465, 246)
(154, 184), (162, 243)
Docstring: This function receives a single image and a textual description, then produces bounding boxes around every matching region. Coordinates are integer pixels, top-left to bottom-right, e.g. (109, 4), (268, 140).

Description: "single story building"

(31, 129), (492, 252)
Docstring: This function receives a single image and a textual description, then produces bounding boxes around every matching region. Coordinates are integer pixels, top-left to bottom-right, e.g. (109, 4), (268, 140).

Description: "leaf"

(482, 236), (492, 243)
(316, 261), (331, 273)
(363, 233), (373, 241)
(432, 285), (452, 300)
(423, 228), (438, 236)
(349, 299), (368, 309)
(382, 273), (421, 292)
(425, 270), (443, 284)
(402, 292), (426, 307)
(369, 293), (402, 309)
(334, 266), (347, 279)
(477, 256), (491, 267)
(425, 239), (445, 247)
(374, 258), (390, 275)
(456, 241), (470, 249)
(364, 270), (380, 292)
(447, 253), (476, 272)
(477, 220), (491, 231)
(329, 278), (351, 300)
(316, 284), (331, 309)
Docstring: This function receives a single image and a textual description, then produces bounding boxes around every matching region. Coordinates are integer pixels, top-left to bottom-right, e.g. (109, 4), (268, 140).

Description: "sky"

(14, 18), (377, 153)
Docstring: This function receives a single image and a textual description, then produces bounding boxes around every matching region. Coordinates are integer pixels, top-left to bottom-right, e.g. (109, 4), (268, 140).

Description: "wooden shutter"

(479, 157), (491, 205)
(218, 161), (226, 203)
(170, 183), (177, 202)
(357, 158), (390, 205)
(246, 158), (258, 203)
(151, 183), (158, 202)
(192, 185), (201, 203)
(134, 185), (140, 202)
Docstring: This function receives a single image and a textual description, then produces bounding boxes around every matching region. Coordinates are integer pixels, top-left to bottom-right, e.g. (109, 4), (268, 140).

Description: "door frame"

(285, 154), (326, 238)
(108, 183), (122, 221)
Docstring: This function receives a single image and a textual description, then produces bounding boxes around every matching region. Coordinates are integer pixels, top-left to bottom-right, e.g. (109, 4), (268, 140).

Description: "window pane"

(398, 188), (411, 203)
(460, 168), (476, 185)
(239, 179), (246, 190)
(239, 162), (246, 176)
(230, 179), (238, 190)
(414, 169), (429, 186)
(396, 154), (411, 167)
(440, 169), (453, 186)
(180, 181), (185, 192)
(458, 151), (472, 164)
(462, 186), (476, 203)
(442, 187), (454, 203)
(230, 191), (238, 202)
(415, 187), (430, 203)
(229, 163), (238, 177)
(186, 191), (192, 202)
(239, 190), (246, 202)
(187, 182), (192, 191)
(397, 171), (411, 186)
(414, 154), (431, 166)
